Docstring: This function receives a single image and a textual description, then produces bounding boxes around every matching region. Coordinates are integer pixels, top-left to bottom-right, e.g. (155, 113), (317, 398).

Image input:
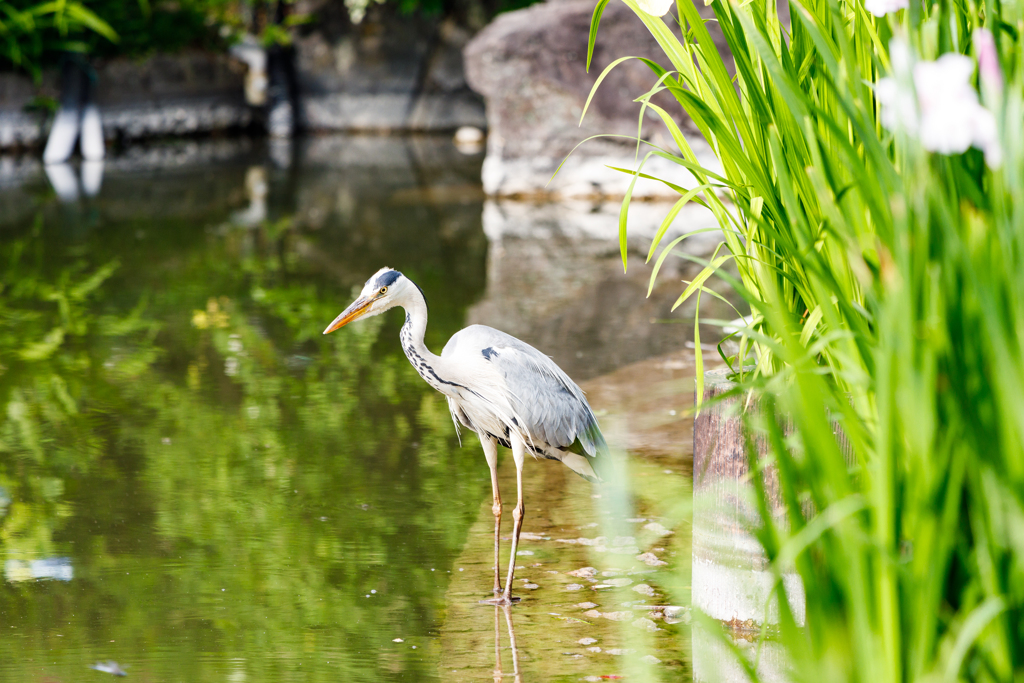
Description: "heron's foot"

(478, 594), (521, 606)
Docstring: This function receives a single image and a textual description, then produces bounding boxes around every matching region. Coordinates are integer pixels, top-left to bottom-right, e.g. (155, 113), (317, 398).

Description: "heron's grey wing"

(449, 326), (607, 457)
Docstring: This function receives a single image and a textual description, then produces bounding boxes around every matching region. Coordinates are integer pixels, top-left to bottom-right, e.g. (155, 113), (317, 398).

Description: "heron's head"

(323, 267), (412, 334)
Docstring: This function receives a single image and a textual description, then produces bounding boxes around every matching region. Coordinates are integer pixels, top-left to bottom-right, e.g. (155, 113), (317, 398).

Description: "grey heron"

(324, 267), (607, 605)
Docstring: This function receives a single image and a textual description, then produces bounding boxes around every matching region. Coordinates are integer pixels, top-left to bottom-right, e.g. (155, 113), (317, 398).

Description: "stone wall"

(0, 51), (253, 150)
(0, 4), (485, 151)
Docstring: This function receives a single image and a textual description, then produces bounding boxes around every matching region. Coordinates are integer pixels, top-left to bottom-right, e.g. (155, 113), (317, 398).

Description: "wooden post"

(691, 368), (805, 629)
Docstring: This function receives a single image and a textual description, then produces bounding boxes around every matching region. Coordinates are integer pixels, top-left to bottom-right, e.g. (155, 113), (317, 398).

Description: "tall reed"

(589, 0), (1024, 678)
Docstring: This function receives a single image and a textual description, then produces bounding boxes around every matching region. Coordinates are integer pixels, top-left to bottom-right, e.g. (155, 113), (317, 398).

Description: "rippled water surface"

(0, 136), (728, 682)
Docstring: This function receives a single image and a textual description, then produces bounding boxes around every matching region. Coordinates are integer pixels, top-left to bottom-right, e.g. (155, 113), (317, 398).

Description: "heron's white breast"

(443, 353), (523, 437)
(452, 393), (510, 435)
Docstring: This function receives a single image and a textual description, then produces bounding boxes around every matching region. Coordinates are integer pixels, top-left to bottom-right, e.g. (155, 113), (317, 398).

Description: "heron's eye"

(379, 286), (388, 295)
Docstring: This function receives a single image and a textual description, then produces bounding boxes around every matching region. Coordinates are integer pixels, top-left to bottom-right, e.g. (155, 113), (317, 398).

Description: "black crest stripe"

(375, 270), (402, 289)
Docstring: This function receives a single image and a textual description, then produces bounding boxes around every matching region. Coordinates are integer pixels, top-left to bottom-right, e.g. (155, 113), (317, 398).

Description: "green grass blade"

(586, 0), (610, 72)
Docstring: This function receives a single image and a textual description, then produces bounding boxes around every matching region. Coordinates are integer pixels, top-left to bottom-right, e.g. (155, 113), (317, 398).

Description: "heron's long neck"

(399, 289), (450, 393)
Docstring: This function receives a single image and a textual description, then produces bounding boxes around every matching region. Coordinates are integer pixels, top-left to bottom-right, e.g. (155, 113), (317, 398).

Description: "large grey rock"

(464, 0), (725, 198)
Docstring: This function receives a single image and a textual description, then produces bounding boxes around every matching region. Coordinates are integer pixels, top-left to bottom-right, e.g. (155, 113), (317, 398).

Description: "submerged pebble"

(663, 605), (686, 618)
(596, 544), (641, 555)
(557, 536), (604, 546)
(602, 611), (632, 622)
(636, 552), (668, 567)
(632, 617), (660, 632)
(567, 566), (597, 578)
(565, 583), (584, 591)
(554, 615), (591, 624)
(632, 583), (656, 597)
(578, 637), (598, 645)
(643, 522), (672, 537)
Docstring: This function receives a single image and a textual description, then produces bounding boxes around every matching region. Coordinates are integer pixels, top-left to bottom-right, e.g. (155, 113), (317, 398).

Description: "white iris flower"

(864, 0), (908, 17)
(876, 41), (1001, 167)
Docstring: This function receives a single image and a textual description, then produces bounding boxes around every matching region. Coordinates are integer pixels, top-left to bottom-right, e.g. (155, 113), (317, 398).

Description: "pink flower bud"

(974, 28), (1003, 92)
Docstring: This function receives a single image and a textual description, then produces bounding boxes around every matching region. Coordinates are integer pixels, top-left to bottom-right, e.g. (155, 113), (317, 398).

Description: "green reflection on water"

(0, 143), (493, 682)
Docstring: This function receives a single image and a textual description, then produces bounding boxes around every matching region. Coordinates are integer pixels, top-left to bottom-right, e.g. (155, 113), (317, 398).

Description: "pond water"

(0, 135), (732, 682)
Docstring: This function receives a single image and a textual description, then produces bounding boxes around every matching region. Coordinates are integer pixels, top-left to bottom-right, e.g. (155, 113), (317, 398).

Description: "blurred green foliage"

(0, 0), (309, 80)
(0, 0), (212, 79)
(0, 0), (541, 81)
(0, 0), (118, 79)
(79, 0), (218, 57)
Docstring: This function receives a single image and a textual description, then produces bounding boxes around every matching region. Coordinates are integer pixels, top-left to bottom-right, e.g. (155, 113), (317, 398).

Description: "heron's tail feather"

(580, 421), (608, 458)
(559, 452), (601, 483)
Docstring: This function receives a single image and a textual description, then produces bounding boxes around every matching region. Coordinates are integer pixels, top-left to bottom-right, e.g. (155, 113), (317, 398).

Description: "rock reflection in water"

(469, 199), (730, 380)
(691, 619), (790, 683)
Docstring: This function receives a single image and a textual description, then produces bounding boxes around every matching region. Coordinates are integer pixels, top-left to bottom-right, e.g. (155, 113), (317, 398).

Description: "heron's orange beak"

(323, 297), (372, 334)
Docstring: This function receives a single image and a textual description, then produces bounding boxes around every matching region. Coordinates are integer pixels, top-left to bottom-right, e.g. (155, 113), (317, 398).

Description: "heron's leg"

(500, 436), (527, 603)
(480, 435), (502, 595)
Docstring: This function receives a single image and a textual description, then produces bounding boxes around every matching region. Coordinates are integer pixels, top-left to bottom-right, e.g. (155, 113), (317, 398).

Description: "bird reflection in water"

(492, 605), (522, 683)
